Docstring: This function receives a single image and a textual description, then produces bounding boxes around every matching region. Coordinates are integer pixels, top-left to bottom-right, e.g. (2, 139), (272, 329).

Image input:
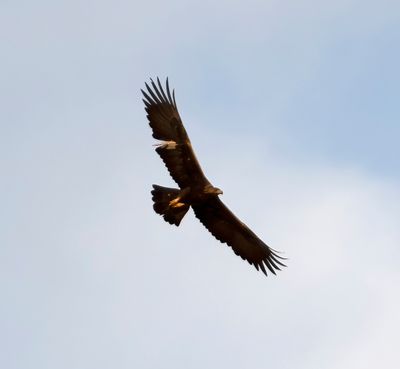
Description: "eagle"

(142, 78), (286, 276)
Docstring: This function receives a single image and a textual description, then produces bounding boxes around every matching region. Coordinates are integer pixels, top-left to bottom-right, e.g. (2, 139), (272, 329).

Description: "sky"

(1, 1), (400, 368)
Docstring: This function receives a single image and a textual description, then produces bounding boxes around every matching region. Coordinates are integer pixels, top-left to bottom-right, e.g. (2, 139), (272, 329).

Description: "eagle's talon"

(169, 197), (185, 208)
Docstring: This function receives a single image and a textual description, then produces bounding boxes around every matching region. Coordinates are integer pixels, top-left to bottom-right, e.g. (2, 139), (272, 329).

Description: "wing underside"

(192, 197), (286, 276)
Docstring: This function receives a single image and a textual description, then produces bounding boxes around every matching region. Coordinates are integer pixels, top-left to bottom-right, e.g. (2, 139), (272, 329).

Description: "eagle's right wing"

(142, 78), (209, 188)
(192, 197), (286, 276)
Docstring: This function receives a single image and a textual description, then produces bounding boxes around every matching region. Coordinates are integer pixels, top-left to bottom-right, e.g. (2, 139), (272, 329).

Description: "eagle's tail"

(151, 185), (190, 226)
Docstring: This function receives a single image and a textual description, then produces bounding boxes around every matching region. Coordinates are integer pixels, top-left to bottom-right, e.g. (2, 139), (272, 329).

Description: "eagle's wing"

(192, 197), (286, 276)
(142, 78), (209, 188)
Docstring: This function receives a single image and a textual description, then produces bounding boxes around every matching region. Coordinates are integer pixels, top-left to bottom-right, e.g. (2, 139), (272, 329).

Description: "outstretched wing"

(192, 197), (286, 276)
(142, 78), (209, 188)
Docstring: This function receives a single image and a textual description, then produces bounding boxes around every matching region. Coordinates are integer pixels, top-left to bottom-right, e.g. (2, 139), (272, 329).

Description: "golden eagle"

(142, 78), (286, 276)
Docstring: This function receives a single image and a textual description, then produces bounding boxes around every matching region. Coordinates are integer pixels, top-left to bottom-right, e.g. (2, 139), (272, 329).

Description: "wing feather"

(142, 78), (209, 188)
(192, 197), (286, 276)
(156, 77), (169, 102)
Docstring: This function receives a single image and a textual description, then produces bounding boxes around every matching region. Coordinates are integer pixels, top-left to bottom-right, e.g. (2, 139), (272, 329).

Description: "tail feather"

(151, 185), (190, 226)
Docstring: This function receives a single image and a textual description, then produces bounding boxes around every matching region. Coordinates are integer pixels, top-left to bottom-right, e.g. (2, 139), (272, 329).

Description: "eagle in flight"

(142, 78), (286, 276)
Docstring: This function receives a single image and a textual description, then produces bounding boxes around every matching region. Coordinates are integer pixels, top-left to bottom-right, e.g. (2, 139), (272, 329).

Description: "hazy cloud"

(1, 1), (399, 368)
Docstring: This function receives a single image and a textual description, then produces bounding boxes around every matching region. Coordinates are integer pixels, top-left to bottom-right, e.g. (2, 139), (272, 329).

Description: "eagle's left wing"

(142, 78), (209, 189)
(192, 197), (286, 276)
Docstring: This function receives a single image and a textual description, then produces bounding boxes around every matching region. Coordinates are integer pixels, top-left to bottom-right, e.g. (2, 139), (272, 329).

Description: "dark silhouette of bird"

(142, 78), (286, 276)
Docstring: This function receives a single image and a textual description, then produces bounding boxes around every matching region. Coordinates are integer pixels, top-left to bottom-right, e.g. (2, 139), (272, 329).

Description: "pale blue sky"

(1, 1), (399, 369)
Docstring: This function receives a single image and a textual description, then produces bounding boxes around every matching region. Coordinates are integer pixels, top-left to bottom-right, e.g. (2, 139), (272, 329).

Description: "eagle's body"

(142, 78), (285, 276)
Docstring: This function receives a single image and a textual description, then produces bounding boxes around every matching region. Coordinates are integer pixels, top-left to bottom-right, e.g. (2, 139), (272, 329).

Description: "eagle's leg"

(169, 198), (186, 208)
(169, 187), (190, 208)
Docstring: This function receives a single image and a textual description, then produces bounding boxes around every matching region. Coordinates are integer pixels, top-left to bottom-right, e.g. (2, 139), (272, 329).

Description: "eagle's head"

(204, 184), (223, 196)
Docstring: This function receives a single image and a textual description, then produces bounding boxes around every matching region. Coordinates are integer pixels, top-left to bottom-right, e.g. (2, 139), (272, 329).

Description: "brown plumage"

(142, 78), (286, 276)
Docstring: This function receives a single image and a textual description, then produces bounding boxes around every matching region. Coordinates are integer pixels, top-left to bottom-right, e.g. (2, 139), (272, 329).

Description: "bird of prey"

(142, 78), (286, 276)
